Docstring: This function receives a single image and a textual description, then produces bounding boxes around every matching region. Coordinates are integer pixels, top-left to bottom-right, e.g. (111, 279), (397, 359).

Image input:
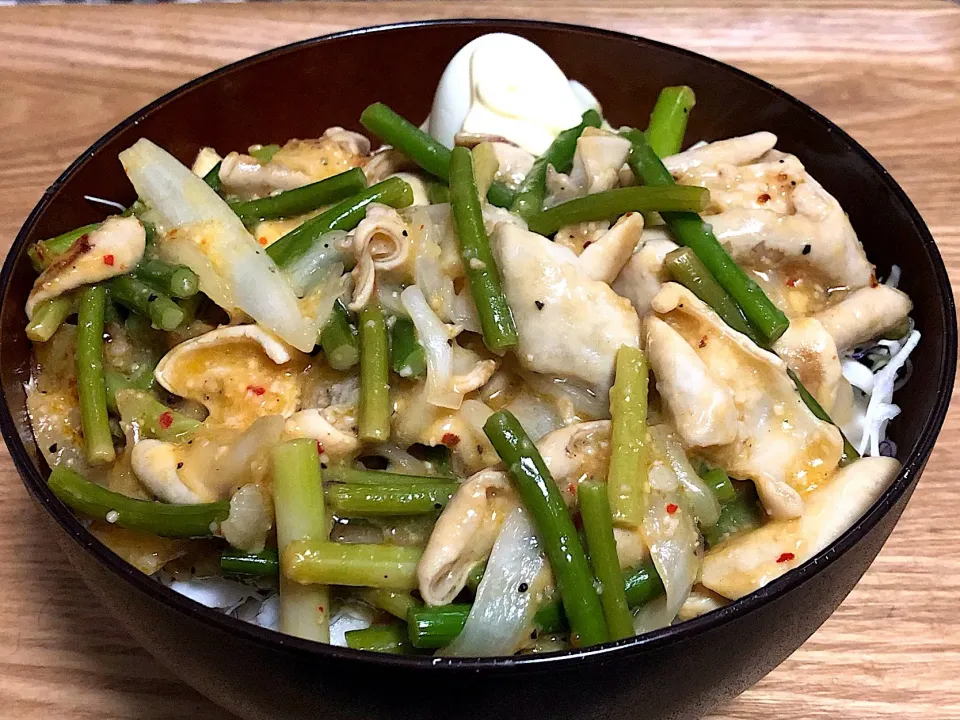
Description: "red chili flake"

(102, 254), (115, 266)
(258, 236), (269, 247)
(785, 277), (799, 288)
(568, 483), (577, 495)
(317, 605), (325, 613)
(441, 433), (461, 447)
(158, 411), (173, 429)
(666, 503), (679, 515)
(247, 385), (266, 396)
(316, 441), (325, 455)
(757, 193), (771, 204)
(776, 552), (795, 563)
(698, 335), (708, 349)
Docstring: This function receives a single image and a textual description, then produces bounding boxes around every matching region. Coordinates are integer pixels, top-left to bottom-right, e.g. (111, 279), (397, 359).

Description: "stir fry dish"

(25, 34), (919, 655)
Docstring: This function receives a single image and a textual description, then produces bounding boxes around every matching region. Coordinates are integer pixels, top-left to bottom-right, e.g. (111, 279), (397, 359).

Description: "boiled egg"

(426, 33), (600, 155)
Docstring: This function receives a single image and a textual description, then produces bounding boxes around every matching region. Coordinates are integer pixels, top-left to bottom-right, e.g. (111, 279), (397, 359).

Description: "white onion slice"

(442, 507), (546, 657)
(119, 139), (321, 352)
(633, 458), (701, 635)
(282, 230), (349, 297)
(400, 285), (462, 409)
(650, 425), (721, 527)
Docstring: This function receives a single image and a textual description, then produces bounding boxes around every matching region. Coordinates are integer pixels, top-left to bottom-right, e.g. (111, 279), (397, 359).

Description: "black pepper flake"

(176, 462), (184, 469)
(148, 294), (158, 303)
(535, 300), (544, 310)
(402, 230), (408, 237)
(802, 244), (812, 255)
(477, 444), (484, 455)
(779, 158), (785, 163)
(48, 443), (58, 453)
(433, 502), (442, 510)
(517, 582), (529, 593)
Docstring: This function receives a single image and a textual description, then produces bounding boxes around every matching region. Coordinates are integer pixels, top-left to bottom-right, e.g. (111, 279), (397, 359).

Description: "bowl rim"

(1, 17), (956, 672)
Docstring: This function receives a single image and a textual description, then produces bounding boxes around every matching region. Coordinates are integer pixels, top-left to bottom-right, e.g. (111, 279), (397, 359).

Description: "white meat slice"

(611, 228), (678, 318)
(284, 408), (360, 458)
(577, 212), (644, 283)
(154, 325), (305, 428)
(664, 134), (873, 289)
(26, 217), (145, 317)
(649, 283), (843, 520)
(663, 132), (778, 174)
(644, 316), (738, 448)
(417, 469), (519, 606)
(567, 128), (632, 195)
(772, 317), (843, 412)
(349, 204), (413, 311)
(701, 456), (899, 599)
(492, 224), (641, 397)
(814, 284), (913, 352)
(131, 439), (204, 504)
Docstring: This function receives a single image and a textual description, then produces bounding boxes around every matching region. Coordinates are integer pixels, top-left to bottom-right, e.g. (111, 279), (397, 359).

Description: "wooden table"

(1, 1), (958, 717)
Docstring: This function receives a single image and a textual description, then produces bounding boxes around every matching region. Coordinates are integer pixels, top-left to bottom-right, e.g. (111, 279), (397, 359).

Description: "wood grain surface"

(1, 1), (958, 718)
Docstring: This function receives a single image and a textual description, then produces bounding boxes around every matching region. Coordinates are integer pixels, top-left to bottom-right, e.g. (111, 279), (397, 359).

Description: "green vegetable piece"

(701, 466), (737, 505)
(230, 167), (367, 223)
(664, 246), (763, 345)
(273, 438), (331, 643)
(358, 302), (391, 442)
(645, 86), (696, 158)
(579, 481), (635, 641)
(322, 466), (454, 485)
(407, 604), (471, 649)
(702, 481), (765, 548)
(512, 109), (602, 220)
(483, 410), (608, 648)
(283, 540), (422, 590)
(607, 346), (650, 527)
(76, 286), (115, 465)
(359, 102), (515, 208)
(358, 588), (422, 620)
(29, 222), (100, 271)
(26, 295), (76, 343)
(133, 258), (200, 299)
(526, 185), (709, 236)
(249, 144), (281, 164)
(48, 466), (228, 537)
(221, 548), (280, 577)
(320, 299), (360, 371)
(345, 623), (417, 654)
(107, 276), (184, 331)
(202, 161), (223, 192)
(325, 482), (455, 516)
(449, 146), (519, 352)
(267, 177), (414, 269)
(114, 389), (201, 442)
(390, 316), (426, 378)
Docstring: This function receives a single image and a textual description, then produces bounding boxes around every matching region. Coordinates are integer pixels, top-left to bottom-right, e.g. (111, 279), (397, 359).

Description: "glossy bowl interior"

(1, 19), (955, 720)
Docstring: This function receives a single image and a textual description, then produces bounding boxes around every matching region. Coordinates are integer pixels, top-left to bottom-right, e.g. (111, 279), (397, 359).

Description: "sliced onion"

(633, 458), (701, 635)
(519, 371), (610, 421)
(409, 205), (481, 332)
(400, 285), (462, 409)
(442, 507), (547, 657)
(282, 230), (349, 297)
(119, 139), (322, 352)
(503, 391), (563, 442)
(649, 425), (720, 527)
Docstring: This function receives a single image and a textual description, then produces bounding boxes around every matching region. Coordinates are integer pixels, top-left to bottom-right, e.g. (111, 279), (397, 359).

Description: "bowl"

(1, 19), (955, 720)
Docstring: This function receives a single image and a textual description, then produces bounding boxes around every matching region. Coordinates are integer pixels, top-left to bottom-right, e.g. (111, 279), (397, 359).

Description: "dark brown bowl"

(1, 19), (955, 720)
